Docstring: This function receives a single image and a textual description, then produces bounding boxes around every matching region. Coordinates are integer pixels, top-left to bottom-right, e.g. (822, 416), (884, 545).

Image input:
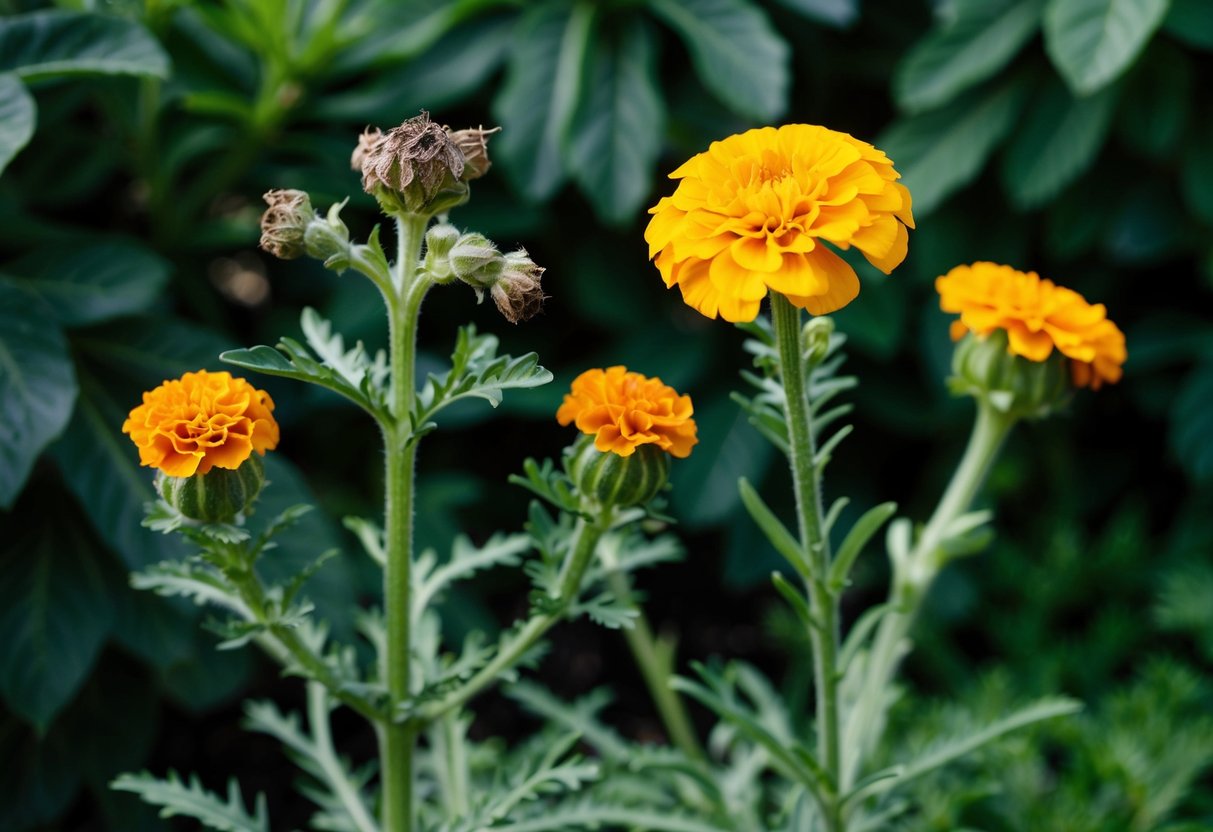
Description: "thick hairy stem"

(770, 292), (843, 831)
(841, 400), (1014, 790)
(381, 214), (429, 832)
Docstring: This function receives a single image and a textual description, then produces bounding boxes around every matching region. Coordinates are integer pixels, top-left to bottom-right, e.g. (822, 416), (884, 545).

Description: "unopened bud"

(449, 232), (504, 288)
(491, 249), (545, 323)
(304, 201), (351, 270)
(260, 189), (314, 259)
(424, 224), (461, 282)
(802, 316), (834, 366)
(446, 125), (500, 182)
(950, 330), (1070, 420)
(357, 112), (468, 217)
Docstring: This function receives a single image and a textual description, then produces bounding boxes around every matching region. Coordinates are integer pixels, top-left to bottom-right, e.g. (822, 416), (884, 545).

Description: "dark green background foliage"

(1, 0), (1210, 828)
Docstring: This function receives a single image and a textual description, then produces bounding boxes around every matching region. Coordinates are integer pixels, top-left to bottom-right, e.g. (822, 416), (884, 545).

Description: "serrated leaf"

(880, 76), (1028, 216)
(111, 771), (269, 832)
(0, 280), (76, 508)
(0, 73), (34, 175)
(0, 496), (114, 731)
(413, 533), (531, 624)
(649, 0), (789, 121)
(5, 243), (171, 327)
(568, 16), (663, 224)
(895, 0), (1044, 112)
(0, 10), (169, 81)
(493, 4), (590, 200)
(1044, 0), (1169, 94)
(1000, 76), (1117, 208)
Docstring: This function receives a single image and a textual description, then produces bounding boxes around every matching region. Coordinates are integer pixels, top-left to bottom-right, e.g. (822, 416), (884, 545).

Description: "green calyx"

(949, 330), (1071, 420)
(565, 435), (670, 511)
(156, 454), (266, 524)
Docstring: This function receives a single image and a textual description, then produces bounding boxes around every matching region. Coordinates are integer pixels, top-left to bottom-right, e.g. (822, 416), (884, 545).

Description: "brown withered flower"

(446, 125), (500, 182)
(492, 249), (546, 323)
(358, 112), (466, 214)
(350, 127), (382, 173)
(259, 189), (314, 259)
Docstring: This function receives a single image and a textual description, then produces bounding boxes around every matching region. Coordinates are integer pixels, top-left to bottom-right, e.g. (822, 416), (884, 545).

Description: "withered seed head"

(358, 112), (467, 215)
(259, 189), (314, 259)
(492, 249), (546, 324)
(446, 125), (500, 182)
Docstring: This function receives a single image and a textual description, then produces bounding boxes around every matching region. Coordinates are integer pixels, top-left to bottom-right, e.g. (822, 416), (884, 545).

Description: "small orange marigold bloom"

(122, 370), (280, 478)
(645, 124), (914, 323)
(557, 367), (697, 458)
(936, 262), (1127, 390)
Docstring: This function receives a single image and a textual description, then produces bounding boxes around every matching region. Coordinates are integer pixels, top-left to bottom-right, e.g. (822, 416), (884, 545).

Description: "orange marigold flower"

(645, 124), (914, 323)
(557, 367), (697, 458)
(122, 370), (280, 478)
(936, 262), (1127, 390)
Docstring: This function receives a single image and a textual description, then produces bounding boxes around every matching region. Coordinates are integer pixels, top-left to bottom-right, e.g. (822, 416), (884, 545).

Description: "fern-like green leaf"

(111, 771), (269, 832)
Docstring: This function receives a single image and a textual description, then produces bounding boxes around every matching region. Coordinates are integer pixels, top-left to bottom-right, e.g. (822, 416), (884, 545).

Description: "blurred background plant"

(0, 0), (1210, 828)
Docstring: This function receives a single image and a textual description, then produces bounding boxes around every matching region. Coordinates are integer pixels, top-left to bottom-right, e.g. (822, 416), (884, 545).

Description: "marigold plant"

(122, 370), (279, 478)
(645, 124), (914, 322)
(556, 366), (698, 458)
(937, 261), (1127, 389)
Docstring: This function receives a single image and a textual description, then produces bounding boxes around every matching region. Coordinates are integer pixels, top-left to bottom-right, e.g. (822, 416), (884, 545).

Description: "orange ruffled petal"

(557, 367), (697, 459)
(123, 370), (280, 476)
(645, 124), (913, 323)
(936, 262), (1126, 390)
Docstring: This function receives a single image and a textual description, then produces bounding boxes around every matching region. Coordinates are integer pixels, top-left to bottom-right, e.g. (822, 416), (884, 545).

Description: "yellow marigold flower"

(557, 367), (697, 458)
(936, 262), (1127, 390)
(645, 124), (914, 323)
(122, 370), (280, 478)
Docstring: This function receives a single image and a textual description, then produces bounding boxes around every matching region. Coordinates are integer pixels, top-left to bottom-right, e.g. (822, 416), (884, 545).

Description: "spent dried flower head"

(492, 249), (546, 323)
(358, 112), (467, 215)
(259, 189), (315, 259)
(446, 125), (500, 181)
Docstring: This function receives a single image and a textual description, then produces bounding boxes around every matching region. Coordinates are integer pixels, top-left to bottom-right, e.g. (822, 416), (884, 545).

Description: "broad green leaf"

(0, 720), (78, 829)
(1101, 180), (1189, 264)
(1164, 0), (1213, 50)
(1000, 77), (1117, 207)
(493, 4), (591, 200)
(6, 243), (171, 327)
(895, 0), (1044, 112)
(1043, 0), (1170, 94)
(111, 771), (269, 832)
(0, 280), (76, 509)
(649, 0), (789, 122)
(0, 73), (35, 175)
(1114, 43), (1191, 159)
(772, 0), (859, 28)
(568, 16), (664, 225)
(0, 10), (169, 81)
(880, 77), (1028, 216)
(1171, 363), (1213, 481)
(0, 494), (114, 731)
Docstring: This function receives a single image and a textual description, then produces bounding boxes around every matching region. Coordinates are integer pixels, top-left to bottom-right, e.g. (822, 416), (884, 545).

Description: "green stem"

(381, 214), (429, 832)
(417, 515), (608, 723)
(840, 399), (1015, 791)
(770, 292), (842, 831)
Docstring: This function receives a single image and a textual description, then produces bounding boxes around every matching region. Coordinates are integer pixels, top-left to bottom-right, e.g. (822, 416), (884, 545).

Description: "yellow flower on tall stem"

(937, 262), (1127, 389)
(645, 124), (914, 323)
(123, 370), (279, 478)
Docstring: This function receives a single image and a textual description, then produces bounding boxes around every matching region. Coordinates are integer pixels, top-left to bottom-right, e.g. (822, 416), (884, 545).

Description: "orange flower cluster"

(645, 124), (914, 323)
(123, 370), (280, 478)
(557, 367), (697, 458)
(937, 262), (1126, 389)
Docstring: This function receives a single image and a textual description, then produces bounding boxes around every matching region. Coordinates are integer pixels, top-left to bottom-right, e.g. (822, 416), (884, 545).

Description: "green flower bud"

(156, 454), (266, 524)
(949, 330), (1070, 419)
(449, 232), (504, 289)
(423, 223), (461, 283)
(304, 200), (351, 270)
(565, 435), (670, 510)
(260, 189), (315, 259)
(802, 315), (834, 366)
